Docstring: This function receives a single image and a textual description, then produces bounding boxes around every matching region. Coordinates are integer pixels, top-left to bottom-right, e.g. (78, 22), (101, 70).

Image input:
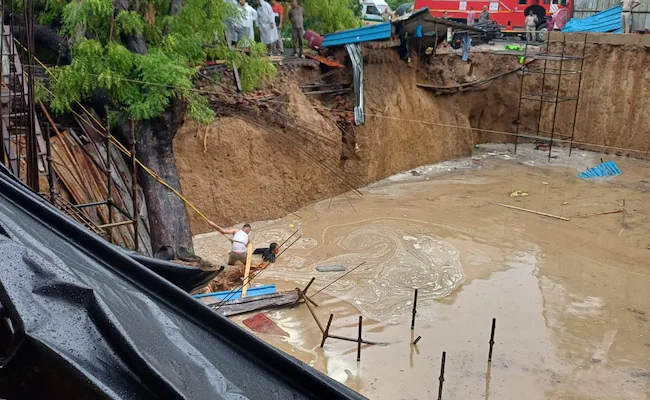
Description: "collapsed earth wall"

(461, 33), (650, 157)
(175, 33), (649, 235)
(174, 54), (473, 234)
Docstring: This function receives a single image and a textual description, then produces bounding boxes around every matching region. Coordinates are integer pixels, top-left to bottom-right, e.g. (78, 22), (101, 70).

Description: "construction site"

(1, 2), (649, 400)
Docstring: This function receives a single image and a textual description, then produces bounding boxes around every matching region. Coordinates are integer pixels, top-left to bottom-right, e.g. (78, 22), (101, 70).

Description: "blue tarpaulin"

(577, 160), (621, 179)
(562, 5), (622, 33)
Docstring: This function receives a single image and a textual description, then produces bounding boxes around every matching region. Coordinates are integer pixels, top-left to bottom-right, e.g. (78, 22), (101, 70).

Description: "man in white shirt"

(621, 0), (641, 34)
(209, 222), (252, 265)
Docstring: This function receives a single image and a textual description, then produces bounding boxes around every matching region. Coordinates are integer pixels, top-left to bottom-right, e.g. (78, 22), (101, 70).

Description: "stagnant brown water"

(195, 145), (650, 399)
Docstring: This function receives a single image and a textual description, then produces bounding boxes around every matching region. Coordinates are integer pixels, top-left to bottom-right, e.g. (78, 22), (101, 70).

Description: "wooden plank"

(488, 201), (570, 221)
(211, 290), (301, 317)
(241, 243), (254, 298)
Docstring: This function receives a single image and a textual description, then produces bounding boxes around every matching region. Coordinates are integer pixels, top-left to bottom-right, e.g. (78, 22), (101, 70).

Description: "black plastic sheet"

(0, 165), (365, 400)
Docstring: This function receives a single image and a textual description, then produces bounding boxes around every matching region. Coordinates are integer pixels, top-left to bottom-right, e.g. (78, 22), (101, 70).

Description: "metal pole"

(357, 316), (363, 362)
(24, 0), (38, 190)
(105, 106), (113, 243)
(547, 36), (566, 162)
(437, 351), (446, 400)
(130, 119), (139, 251)
(488, 318), (496, 362)
(413, 335), (422, 345)
(0, 14), (5, 167)
(320, 314), (333, 348)
(411, 288), (418, 330)
(45, 123), (55, 203)
(535, 35), (552, 138)
(568, 33), (587, 157)
(514, 40), (528, 155)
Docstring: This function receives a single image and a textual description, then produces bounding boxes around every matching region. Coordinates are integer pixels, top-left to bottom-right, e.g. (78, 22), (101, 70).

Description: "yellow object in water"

(510, 190), (529, 198)
(289, 224), (295, 229)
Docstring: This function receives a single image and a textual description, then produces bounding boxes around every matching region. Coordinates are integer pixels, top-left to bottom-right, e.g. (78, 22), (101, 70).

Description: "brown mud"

(195, 144), (650, 399)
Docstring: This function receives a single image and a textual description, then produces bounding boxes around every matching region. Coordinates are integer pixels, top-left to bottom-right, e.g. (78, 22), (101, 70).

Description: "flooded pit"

(195, 144), (650, 399)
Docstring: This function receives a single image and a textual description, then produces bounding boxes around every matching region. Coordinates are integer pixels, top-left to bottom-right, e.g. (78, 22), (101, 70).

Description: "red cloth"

(271, 2), (284, 24)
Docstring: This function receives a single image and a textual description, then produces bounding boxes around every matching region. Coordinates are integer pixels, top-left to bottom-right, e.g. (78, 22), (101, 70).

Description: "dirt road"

(195, 144), (650, 400)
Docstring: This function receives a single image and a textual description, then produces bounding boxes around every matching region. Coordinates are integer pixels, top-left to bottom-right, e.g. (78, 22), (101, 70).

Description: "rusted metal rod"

(438, 351), (446, 400)
(130, 119), (139, 252)
(96, 220), (134, 229)
(357, 316), (363, 361)
(326, 334), (385, 346)
(488, 318), (496, 362)
(302, 291), (324, 333)
(44, 123), (55, 204)
(320, 314), (333, 348)
(105, 106), (113, 243)
(411, 288), (418, 330)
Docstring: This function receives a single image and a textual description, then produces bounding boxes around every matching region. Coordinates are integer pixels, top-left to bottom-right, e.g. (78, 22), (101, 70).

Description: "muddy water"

(195, 145), (650, 399)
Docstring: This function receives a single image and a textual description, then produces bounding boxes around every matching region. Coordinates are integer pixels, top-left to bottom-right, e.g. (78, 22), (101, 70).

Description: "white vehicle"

(360, 0), (391, 24)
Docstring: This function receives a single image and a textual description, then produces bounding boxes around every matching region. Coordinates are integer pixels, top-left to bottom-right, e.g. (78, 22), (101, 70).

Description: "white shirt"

(232, 230), (249, 253)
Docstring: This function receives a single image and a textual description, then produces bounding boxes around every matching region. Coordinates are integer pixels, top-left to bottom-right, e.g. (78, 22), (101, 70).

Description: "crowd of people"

(225, 0), (306, 57)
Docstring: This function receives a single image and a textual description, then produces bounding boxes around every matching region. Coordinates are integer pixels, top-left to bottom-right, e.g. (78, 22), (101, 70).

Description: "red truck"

(413, 0), (572, 36)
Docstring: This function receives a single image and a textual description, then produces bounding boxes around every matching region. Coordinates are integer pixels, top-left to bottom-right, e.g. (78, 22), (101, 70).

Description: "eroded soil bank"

(195, 144), (650, 399)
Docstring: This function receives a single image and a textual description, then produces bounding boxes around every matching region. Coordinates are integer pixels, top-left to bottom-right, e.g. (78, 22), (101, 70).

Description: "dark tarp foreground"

(0, 165), (365, 400)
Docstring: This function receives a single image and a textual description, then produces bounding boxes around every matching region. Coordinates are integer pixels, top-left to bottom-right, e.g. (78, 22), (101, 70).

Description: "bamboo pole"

(241, 243), (254, 298)
(488, 201), (569, 221)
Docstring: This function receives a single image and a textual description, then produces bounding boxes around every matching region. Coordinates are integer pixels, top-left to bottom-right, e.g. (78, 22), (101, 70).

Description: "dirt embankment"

(435, 36), (650, 157)
(174, 35), (649, 234)
(174, 52), (474, 234)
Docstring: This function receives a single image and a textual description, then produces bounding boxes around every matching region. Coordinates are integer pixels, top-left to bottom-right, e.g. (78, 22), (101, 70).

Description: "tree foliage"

(303, 0), (362, 34)
(35, 0), (276, 124)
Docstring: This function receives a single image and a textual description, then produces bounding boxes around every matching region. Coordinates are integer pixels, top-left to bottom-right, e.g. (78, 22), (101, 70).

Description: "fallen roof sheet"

(0, 164), (365, 400)
(322, 22), (392, 47)
(577, 160), (621, 179)
(562, 5), (622, 33)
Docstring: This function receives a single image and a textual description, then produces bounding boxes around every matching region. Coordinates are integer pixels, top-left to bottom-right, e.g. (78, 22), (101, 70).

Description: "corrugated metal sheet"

(346, 43), (365, 125)
(321, 22), (392, 47)
(573, 0), (650, 31)
(563, 5), (622, 32)
(577, 160), (621, 179)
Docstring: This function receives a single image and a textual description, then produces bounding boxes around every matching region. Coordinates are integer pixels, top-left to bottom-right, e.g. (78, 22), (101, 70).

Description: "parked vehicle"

(414, 0), (572, 37)
(361, 0), (392, 24)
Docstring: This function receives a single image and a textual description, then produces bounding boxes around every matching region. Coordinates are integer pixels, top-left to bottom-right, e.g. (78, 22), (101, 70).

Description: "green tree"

(303, 0), (362, 34)
(27, 0), (276, 258)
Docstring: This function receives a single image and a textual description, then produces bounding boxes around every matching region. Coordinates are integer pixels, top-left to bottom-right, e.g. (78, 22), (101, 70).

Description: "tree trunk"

(114, 0), (195, 260)
(133, 98), (194, 259)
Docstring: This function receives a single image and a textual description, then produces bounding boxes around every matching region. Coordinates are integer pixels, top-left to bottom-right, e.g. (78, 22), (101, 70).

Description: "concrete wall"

(573, 0), (650, 31)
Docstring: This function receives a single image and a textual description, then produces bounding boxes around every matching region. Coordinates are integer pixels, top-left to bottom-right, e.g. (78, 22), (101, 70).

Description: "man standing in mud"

(209, 221), (252, 265)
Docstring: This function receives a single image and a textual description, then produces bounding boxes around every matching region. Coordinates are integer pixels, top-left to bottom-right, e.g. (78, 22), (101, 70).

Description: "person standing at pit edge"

(467, 6), (476, 26)
(270, 0), (284, 55)
(525, 10), (538, 42)
(621, 0), (640, 34)
(289, 0), (305, 58)
(209, 221), (252, 265)
(479, 5), (490, 23)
